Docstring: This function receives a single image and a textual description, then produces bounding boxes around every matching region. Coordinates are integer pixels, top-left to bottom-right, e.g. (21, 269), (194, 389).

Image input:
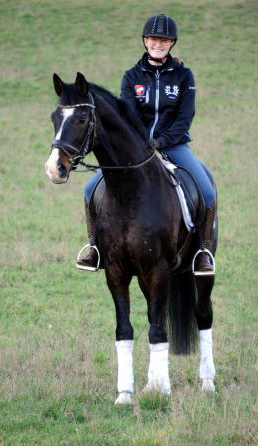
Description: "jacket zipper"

(150, 70), (160, 139)
(145, 85), (150, 104)
(141, 65), (173, 139)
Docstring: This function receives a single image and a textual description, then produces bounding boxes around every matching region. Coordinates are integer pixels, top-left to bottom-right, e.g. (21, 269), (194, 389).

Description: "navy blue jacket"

(121, 52), (196, 148)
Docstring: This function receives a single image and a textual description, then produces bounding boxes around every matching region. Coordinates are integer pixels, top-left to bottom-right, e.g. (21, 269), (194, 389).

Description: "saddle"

(156, 152), (208, 231)
(88, 157), (214, 233)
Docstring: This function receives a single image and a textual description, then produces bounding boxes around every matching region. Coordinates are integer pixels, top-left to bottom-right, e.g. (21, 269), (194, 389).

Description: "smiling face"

(143, 36), (174, 60)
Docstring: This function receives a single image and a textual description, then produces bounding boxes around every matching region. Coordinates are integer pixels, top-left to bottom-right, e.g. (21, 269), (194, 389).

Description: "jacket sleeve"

(121, 71), (135, 104)
(120, 71), (143, 121)
(158, 69), (196, 148)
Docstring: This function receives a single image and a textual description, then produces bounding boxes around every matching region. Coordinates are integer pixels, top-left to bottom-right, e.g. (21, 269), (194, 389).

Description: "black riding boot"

(194, 205), (216, 276)
(76, 203), (100, 271)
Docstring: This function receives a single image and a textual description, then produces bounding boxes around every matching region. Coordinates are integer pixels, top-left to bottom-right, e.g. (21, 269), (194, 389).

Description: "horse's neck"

(93, 94), (148, 168)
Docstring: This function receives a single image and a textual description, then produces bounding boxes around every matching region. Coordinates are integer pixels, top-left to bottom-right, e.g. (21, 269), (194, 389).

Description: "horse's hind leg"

(105, 268), (134, 405)
(138, 270), (171, 396)
(195, 275), (215, 392)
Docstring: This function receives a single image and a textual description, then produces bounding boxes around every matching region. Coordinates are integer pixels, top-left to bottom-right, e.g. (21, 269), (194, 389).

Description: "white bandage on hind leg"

(115, 340), (134, 394)
(147, 343), (171, 395)
(199, 329), (215, 380)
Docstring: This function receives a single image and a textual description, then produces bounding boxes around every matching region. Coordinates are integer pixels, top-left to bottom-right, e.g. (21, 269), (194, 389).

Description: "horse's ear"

(53, 73), (63, 97)
(75, 72), (89, 95)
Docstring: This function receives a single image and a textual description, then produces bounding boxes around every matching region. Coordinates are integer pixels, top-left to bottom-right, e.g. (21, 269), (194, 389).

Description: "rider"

(76, 13), (216, 275)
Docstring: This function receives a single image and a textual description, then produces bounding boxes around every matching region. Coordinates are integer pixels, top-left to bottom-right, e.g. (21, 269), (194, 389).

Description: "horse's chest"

(97, 195), (168, 252)
(99, 212), (164, 257)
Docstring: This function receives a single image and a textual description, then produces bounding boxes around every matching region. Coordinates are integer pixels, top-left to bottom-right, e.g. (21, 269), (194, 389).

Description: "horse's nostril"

(58, 163), (67, 178)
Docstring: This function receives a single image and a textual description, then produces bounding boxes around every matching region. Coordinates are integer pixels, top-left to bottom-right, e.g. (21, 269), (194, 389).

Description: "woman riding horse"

(77, 14), (216, 275)
(45, 14), (217, 404)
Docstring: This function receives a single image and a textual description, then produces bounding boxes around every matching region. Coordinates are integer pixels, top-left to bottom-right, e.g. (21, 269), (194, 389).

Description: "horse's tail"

(166, 271), (198, 355)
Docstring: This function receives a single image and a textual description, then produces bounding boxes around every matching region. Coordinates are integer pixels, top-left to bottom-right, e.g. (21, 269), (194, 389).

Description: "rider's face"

(144, 37), (174, 59)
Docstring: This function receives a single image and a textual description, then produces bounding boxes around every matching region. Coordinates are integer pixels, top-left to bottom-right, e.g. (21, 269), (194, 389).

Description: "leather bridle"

(50, 95), (155, 172)
(51, 98), (96, 170)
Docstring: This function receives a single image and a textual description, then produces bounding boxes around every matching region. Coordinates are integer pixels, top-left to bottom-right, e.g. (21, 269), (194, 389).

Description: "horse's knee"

(116, 325), (134, 341)
(149, 324), (167, 344)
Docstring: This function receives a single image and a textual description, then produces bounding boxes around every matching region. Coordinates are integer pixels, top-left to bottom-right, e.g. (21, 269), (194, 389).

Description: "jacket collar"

(140, 52), (179, 72)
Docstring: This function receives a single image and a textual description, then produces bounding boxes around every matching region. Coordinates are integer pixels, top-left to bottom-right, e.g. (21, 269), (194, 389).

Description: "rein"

(79, 150), (156, 171)
(51, 97), (156, 172)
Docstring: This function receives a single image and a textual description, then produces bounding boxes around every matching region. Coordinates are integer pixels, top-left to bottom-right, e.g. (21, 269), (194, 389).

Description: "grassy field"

(0, 0), (258, 444)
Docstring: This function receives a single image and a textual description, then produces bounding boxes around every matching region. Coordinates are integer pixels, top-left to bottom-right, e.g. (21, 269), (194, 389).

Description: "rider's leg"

(76, 170), (103, 271)
(196, 205), (216, 274)
(162, 144), (216, 274)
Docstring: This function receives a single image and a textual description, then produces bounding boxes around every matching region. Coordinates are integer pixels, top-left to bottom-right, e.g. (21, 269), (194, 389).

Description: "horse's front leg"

(195, 275), (215, 392)
(138, 269), (171, 396)
(105, 268), (134, 405)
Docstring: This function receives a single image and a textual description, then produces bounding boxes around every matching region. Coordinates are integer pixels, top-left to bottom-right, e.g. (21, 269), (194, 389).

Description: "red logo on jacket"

(135, 85), (145, 96)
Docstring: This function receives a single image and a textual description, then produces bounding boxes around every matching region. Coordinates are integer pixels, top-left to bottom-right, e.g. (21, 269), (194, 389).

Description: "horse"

(45, 72), (217, 405)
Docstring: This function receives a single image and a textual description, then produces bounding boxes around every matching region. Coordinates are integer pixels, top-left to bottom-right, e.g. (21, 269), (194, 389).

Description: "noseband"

(51, 96), (96, 169)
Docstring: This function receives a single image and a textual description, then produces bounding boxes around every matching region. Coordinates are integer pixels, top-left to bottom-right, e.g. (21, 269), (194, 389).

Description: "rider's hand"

(148, 138), (161, 151)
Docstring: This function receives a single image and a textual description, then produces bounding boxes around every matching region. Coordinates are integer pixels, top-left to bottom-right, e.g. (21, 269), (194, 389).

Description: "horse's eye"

(79, 115), (87, 123)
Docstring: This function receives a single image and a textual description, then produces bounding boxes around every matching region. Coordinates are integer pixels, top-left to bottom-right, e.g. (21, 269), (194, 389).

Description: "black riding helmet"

(142, 14), (178, 42)
(142, 14), (178, 62)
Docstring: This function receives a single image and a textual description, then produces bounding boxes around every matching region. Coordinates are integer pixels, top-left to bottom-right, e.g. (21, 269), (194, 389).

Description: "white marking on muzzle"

(45, 108), (75, 183)
(45, 148), (63, 182)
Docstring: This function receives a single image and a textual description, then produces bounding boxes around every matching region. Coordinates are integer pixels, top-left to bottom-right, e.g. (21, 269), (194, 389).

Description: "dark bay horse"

(45, 72), (217, 404)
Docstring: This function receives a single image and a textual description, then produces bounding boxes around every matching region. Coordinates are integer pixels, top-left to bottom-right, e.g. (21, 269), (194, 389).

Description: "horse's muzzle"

(45, 164), (68, 184)
(45, 148), (70, 184)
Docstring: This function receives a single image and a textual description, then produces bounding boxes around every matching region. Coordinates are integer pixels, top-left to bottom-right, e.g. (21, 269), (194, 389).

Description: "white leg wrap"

(115, 340), (134, 404)
(199, 329), (215, 391)
(145, 343), (171, 396)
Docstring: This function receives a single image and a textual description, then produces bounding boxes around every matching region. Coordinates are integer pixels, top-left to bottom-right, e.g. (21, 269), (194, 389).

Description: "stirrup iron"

(192, 248), (215, 276)
(76, 243), (100, 271)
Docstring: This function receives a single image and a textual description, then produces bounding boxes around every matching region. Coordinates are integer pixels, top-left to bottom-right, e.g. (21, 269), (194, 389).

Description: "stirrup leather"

(76, 244), (100, 271)
(192, 248), (215, 276)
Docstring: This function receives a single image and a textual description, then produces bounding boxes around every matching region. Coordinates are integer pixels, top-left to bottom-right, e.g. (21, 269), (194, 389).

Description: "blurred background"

(0, 1), (257, 445)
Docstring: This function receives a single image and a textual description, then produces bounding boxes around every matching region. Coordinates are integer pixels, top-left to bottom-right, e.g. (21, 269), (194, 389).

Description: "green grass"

(0, 0), (258, 444)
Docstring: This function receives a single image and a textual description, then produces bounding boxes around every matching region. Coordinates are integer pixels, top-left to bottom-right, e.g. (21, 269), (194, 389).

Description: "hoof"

(115, 392), (133, 405)
(143, 383), (171, 396)
(201, 379), (215, 392)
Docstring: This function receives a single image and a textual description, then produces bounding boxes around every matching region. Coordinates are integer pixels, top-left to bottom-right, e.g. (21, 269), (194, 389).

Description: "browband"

(58, 103), (95, 109)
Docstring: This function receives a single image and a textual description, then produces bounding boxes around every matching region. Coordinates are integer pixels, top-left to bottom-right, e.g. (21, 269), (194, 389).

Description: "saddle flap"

(173, 167), (206, 226)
